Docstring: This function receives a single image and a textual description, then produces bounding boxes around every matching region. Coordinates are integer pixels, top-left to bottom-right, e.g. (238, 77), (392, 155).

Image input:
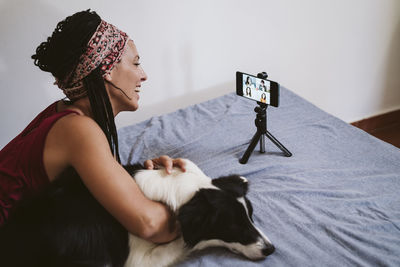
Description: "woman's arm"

(49, 115), (179, 243)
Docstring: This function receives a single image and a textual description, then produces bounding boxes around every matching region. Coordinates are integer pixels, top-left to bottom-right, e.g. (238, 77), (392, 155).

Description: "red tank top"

(0, 102), (79, 226)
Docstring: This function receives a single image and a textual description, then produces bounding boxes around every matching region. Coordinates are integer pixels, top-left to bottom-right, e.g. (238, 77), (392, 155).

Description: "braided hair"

(31, 9), (121, 163)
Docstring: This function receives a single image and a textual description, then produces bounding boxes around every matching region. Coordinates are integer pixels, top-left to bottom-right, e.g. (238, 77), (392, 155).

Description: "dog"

(0, 159), (274, 267)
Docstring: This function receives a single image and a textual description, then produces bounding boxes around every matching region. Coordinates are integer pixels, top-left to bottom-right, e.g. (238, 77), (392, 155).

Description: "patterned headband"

(55, 20), (130, 100)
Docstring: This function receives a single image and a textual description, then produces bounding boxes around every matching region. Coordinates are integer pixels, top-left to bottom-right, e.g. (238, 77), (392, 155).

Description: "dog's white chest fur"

(133, 160), (216, 212)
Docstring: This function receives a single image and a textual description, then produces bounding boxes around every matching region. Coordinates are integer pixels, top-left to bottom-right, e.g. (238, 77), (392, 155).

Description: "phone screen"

(242, 74), (271, 104)
(236, 71), (279, 107)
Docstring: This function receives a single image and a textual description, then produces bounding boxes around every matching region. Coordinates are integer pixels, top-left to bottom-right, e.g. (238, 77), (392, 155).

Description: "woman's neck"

(57, 98), (94, 118)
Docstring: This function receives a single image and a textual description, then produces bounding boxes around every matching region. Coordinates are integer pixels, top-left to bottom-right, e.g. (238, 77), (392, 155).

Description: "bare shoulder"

(44, 113), (112, 181)
(54, 113), (101, 133)
(53, 114), (105, 139)
(50, 113), (111, 157)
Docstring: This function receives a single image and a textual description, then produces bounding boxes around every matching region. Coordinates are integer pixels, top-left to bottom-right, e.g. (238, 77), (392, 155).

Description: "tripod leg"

(260, 134), (265, 153)
(265, 131), (292, 157)
(239, 131), (262, 164)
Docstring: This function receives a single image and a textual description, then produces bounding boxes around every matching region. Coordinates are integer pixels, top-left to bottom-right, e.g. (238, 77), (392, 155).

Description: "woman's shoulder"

(46, 112), (111, 163)
(53, 100), (100, 134)
(43, 106), (112, 181)
(46, 111), (105, 153)
(52, 113), (104, 140)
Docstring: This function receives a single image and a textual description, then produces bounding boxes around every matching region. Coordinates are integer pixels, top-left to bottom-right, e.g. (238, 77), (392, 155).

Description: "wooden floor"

(351, 110), (400, 149)
(368, 123), (400, 148)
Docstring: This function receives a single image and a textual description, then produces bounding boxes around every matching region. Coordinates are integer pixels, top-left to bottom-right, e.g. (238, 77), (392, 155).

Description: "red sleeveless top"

(0, 102), (79, 226)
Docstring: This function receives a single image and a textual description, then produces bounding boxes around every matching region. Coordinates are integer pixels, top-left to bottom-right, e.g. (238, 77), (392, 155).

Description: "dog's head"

(178, 175), (274, 260)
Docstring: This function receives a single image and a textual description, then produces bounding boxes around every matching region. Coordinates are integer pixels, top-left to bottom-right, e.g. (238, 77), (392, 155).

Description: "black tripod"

(239, 74), (292, 164)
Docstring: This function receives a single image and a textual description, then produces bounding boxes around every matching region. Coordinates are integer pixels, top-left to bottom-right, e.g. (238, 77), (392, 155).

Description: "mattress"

(118, 87), (400, 266)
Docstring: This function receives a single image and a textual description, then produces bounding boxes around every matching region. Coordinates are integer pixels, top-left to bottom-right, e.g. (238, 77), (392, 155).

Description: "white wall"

(1, 0), (399, 148)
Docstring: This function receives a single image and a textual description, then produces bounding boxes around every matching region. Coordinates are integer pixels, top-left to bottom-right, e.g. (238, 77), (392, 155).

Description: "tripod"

(239, 74), (292, 164)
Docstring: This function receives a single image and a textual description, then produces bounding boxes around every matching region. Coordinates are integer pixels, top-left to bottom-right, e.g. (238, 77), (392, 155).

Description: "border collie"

(0, 159), (274, 267)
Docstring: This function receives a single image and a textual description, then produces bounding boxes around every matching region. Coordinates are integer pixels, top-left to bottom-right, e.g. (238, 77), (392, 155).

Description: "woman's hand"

(144, 155), (186, 174)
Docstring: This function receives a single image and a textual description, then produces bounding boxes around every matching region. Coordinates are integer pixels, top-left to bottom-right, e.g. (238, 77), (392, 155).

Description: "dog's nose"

(262, 244), (275, 256)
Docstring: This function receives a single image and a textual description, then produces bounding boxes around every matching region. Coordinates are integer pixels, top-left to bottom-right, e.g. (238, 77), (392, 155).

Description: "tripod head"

(257, 72), (268, 79)
(255, 103), (268, 112)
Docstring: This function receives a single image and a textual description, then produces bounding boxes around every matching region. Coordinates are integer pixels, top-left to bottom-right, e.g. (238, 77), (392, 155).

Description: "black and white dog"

(0, 159), (274, 267)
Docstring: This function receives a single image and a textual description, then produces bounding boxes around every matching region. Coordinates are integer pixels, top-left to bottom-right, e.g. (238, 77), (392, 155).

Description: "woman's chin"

(130, 101), (139, 111)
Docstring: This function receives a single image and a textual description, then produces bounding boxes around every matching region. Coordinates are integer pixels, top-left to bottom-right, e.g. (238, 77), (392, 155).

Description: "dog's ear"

(178, 189), (226, 247)
(212, 175), (248, 197)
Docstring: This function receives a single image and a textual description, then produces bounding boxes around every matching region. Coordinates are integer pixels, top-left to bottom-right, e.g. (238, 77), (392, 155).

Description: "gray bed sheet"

(118, 87), (400, 266)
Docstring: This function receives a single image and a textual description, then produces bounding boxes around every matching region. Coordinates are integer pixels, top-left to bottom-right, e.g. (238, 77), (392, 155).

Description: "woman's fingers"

(172, 158), (186, 172)
(143, 156), (186, 174)
(143, 159), (154, 170)
(157, 155), (173, 174)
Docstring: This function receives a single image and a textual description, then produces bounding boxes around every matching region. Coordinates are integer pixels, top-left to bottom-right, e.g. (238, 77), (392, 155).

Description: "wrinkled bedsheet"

(118, 87), (400, 266)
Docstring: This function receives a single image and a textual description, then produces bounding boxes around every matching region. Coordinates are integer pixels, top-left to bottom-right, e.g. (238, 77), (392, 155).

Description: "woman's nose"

(141, 68), (148, 82)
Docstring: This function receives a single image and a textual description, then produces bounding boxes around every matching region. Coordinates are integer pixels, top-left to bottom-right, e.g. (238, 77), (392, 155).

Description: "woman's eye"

(134, 63), (141, 66)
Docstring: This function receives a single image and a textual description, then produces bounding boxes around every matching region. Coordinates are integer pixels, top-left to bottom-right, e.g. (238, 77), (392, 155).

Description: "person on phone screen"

(261, 93), (267, 103)
(245, 76), (255, 90)
(259, 80), (267, 92)
(245, 87), (252, 97)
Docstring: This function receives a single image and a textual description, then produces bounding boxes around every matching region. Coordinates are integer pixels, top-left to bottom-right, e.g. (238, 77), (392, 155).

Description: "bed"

(118, 87), (400, 266)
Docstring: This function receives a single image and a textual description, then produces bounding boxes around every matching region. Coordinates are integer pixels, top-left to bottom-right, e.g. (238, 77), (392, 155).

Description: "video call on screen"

(242, 74), (271, 104)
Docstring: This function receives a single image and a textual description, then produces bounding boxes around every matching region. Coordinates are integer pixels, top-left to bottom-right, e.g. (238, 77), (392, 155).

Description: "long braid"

(85, 68), (121, 163)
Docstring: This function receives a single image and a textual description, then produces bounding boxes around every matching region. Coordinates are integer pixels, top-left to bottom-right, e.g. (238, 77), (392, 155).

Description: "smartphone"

(236, 71), (279, 107)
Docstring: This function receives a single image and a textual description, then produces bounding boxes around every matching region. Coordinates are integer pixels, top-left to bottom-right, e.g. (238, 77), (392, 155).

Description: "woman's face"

(105, 40), (147, 114)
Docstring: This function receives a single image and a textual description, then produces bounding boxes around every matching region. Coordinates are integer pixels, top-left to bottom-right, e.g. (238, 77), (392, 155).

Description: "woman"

(245, 86), (252, 97)
(260, 93), (267, 103)
(259, 80), (267, 92)
(245, 76), (252, 87)
(0, 10), (184, 244)
(245, 76), (255, 92)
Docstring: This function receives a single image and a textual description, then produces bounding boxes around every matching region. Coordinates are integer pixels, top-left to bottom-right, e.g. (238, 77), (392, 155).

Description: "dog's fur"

(0, 159), (274, 267)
